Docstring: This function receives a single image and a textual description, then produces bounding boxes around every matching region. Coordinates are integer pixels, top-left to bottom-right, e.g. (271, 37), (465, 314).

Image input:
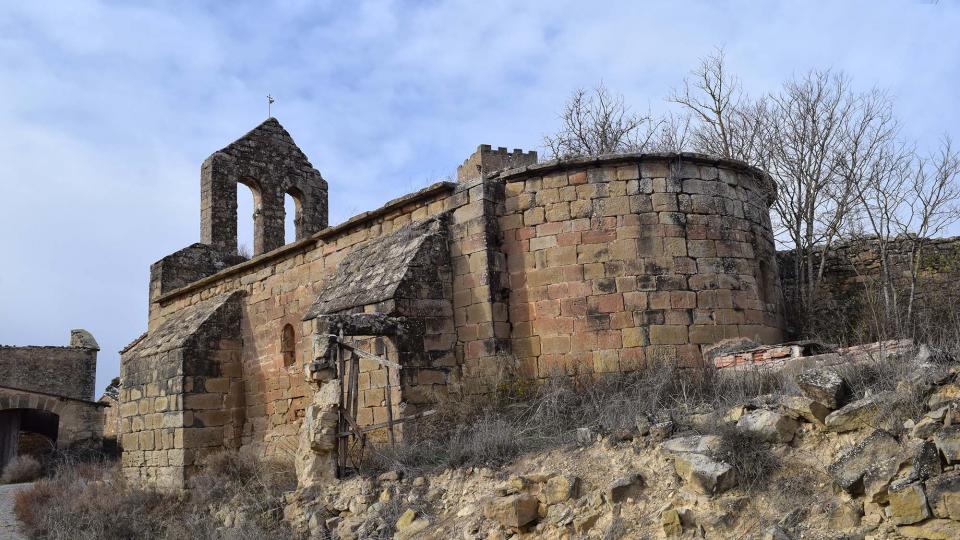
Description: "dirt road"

(0, 482), (29, 540)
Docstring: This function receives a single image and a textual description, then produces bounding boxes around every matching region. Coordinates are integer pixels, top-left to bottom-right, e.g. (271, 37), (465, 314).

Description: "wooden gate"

(329, 332), (434, 478)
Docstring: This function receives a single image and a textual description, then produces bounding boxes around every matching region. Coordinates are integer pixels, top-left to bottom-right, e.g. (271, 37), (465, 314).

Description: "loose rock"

(672, 452), (736, 495)
(933, 425), (960, 463)
(796, 368), (848, 408)
(825, 392), (893, 432)
(888, 482), (931, 525)
(606, 474), (644, 503)
(897, 518), (960, 539)
(828, 429), (901, 493)
(925, 470), (960, 520)
(483, 494), (538, 529)
(736, 409), (800, 443)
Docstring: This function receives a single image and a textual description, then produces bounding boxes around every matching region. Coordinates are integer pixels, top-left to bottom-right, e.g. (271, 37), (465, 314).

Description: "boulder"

(483, 494), (539, 528)
(780, 395), (831, 424)
(912, 416), (943, 439)
(889, 481), (931, 525)
(925, 470), (960, 520)
(661, 509), (683, 537)
(825, 392), (893, 432)
(539, 475), (580, 505)
(828, 430), (901, 493)
(672, 452), (736, 496)
(573, 512), (600, 534)
(927, 383), (960, 410)
(914, 441), (943, 479)
(933, 425), (960, 463)
(827, 500), (862, 530)
(737, 409), (800, 443)
(796, 368), (848, 408)
(394, 509), (429, 539)
(897, 519), (960, 539)
(660, 435), (722, 456)
(606, 474), (644, 503)
(863, 454), (903, 504)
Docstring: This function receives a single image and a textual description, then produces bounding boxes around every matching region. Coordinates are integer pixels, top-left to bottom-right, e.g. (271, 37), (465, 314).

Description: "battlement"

(456, 144), (538, 181)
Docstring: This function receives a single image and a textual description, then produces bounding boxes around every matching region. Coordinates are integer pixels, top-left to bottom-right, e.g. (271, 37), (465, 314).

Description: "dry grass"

(368, 363), (793, 477)
(13, 450), (295, 540)
(1, 455), (42, 484)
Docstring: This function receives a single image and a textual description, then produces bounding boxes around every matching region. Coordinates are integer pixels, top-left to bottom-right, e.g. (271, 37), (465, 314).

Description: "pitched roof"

(123, 291), (243, 357)
(304, 215), (448, 319)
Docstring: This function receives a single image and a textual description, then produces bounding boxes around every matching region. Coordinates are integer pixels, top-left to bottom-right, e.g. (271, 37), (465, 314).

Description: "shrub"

(1, 455), (42, 484)
(711, 424), (780, 494)
(367, 362), (794, 477)
(12, 450), (295, 540)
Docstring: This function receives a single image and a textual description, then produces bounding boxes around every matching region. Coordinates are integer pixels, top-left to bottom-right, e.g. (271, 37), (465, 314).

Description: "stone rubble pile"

(279, 341), (960, 539)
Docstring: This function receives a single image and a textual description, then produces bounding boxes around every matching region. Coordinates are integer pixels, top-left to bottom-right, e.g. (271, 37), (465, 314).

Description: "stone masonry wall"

(495, 154), (783, 380)
(779, 235), (960, 338)
(0, 386), (105, 449)
(119, 292), (245, 488)
(125, 120), (787, 485)
(147, 182), (472, 456)
(0, 330), (99, 401)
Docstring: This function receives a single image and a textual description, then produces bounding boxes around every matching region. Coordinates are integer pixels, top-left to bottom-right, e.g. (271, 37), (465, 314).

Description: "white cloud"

(0, 0), (958, 394)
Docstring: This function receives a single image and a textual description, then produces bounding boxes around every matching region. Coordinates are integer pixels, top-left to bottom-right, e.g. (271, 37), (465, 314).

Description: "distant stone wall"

(778, 236), (960, 338)
(0, 330), (99, 401)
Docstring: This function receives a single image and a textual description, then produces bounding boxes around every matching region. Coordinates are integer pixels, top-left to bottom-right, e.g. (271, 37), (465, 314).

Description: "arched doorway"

(0, 408), (59, 472)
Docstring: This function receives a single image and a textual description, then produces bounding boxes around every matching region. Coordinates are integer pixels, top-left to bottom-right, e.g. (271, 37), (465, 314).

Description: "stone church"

(119, 118), (783, 488)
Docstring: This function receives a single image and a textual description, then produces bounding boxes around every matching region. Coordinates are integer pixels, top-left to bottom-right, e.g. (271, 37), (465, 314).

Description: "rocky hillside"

(283, 342), (960, 539)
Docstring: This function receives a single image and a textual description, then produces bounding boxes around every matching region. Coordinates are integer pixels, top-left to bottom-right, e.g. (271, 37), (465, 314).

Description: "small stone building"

(119, 119), (784, 488)
(0, 329), (106, 471)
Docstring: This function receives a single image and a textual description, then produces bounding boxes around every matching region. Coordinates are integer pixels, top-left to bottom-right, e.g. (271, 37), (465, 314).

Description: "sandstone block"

(672, 452), (735, 495)
(606, 474), (644, 502)
(897, 519), (960, 539)
(825, 392), (893, 432)
(483, 493), (538, 528)
(889, 481), (931, 525)
(827, 429), (900, 493)
(737, 409), (799, 443)
(933, 425), (960, 463)
(796, 368), (848, 409)
(925, 470), (960, 520)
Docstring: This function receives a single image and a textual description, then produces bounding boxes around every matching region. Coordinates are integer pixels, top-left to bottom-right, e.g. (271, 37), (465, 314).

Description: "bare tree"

(900, 137), (960, 322)
(544, 83), (662, 158)
(647, 112), (692, 153)
(669, 48), (769, 165)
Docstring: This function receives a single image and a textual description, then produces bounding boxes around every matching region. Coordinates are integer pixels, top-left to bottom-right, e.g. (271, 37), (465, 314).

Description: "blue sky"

(1, 0), (958, 396)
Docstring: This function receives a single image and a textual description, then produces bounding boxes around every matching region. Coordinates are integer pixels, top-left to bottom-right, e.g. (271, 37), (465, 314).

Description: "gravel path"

(0, 483), (30, 540)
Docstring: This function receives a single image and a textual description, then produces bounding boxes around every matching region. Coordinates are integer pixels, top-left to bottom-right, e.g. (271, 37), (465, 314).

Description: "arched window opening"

(0, 408), (59, 471)
(284, 188), (304, 244)
(237, 179), (261, 258)
(281, 324), (296, 368)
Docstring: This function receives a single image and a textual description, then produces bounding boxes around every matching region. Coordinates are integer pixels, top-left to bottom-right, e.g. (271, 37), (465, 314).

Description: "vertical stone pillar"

(200, 152), (239, 255)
